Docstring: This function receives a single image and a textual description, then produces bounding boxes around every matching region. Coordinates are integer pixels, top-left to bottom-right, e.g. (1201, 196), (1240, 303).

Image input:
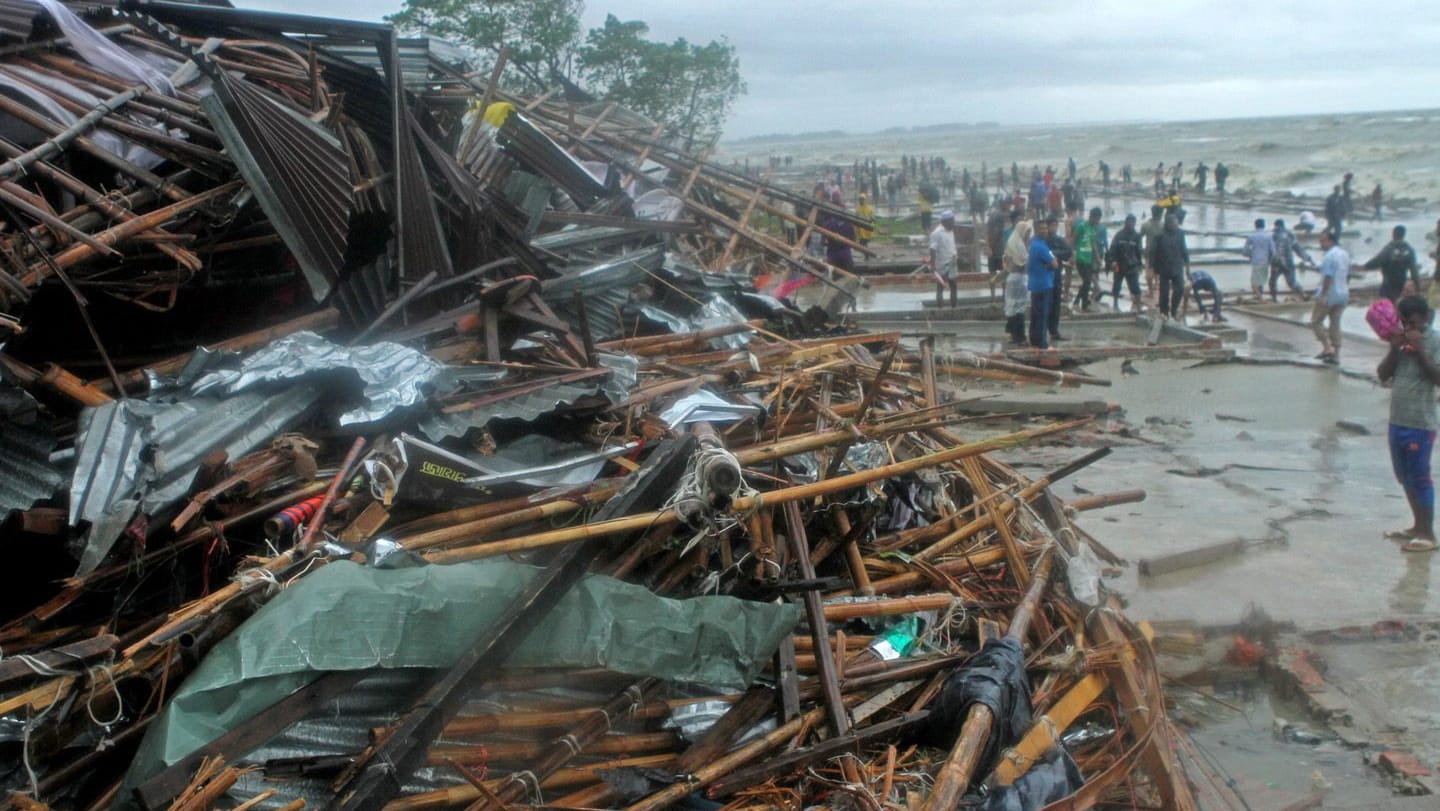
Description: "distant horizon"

(723, 106), (1440, 146)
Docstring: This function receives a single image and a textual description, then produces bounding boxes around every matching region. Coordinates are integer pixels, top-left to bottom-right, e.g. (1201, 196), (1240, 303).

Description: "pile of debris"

(0, 3), (1204, 810)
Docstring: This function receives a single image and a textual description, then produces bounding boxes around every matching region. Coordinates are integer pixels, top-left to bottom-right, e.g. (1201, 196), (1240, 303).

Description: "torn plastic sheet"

(660, 389), (763, 428)
(34, 0), (173, 94)
(122, 558), (801, 789)
(69, 384), (319, 574)
(0, 70), (164, 170)
(185, 331), (444, 425)
(976, 748), (1084, 811)
(923, 637), (1032, 781)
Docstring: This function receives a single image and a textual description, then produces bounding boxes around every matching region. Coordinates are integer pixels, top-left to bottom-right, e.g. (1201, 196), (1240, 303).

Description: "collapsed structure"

(0, 2), (1205, 809)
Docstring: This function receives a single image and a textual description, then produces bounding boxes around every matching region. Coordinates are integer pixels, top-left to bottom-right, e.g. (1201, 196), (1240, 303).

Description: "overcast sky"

(238, 0), (1440, 139)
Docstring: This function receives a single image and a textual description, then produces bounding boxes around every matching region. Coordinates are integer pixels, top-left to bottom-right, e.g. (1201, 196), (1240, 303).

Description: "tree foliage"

(388, 0), (583, 91)
(578, 15), (744, 146)
(387, 1), (745, 144)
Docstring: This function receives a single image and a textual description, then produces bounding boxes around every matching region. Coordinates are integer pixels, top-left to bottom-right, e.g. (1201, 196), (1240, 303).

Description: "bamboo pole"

(422, 420), (1086, 565)
(920, 553), (1053, 811)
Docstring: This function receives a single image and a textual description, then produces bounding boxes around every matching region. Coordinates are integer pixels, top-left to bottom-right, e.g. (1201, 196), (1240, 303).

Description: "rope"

(85, 662), (124, 729)
(232, 567), (281, 596)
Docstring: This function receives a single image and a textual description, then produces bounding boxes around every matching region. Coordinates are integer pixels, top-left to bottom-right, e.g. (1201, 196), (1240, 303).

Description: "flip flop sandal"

(1401, 538), (1439, 553)
(1385, 528), (1418, 541)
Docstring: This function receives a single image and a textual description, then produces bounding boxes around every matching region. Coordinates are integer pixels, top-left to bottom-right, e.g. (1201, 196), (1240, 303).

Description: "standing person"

(1372, 183), (1384, 221)
(1030, 174), (1048, 219)
(1189, 270), (1226, 321)
(1003, 218), (1034, 345)
(1043, 214), (1073, 341)
(855, 193), (875, 247)
(1269, 219), (1312, 301)
(1099, 160), (1111, 189)
(1378, 296), (1440, 552)
(1107, 213), (1144, 312)
(1122, 163), (1133, 185)
(1072, 207), (1108, 311)
(1152, 213), (1190, 319)
(928, 210), (958, 307)
(1193, 162), (1209, 193)
(1342, 171), (1355, 218)
(1027, 218), (1060, 349)
(1311, 229), (1350, 365)
(1214, 162), (1229, 193)
(1140, 204), (1165, 298)
(1363, 225), (1421, 302)
(823, 191), (857, 273)
(1243, 218), (1275, 300)
(1045, 181), (1063, 217)
(985, 203), (1008, 277)
(1325, 185), (1345, 234)
(918, 189), (934, 233)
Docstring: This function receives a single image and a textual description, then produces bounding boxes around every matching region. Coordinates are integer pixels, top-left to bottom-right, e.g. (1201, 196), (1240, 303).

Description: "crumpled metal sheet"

(417, 379), (606, 441)
(416, 354), (635, 441)
(660, 389), (763, 428)
(69, 385), (320, 574)
(0, 385), (65, 515)
(185, 331), (442, 426)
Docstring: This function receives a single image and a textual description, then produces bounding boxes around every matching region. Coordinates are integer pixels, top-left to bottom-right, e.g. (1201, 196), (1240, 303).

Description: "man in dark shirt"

(1325, 185), (1345, 234)
(1364, 225), (1422, 302)
(1107, 214), (1144, 313)
(985, 204), (1008, 276)
(1214, 162), (1229, 193)
(1152, 214), (1190, 319)
(1043, 214), (1073, 340)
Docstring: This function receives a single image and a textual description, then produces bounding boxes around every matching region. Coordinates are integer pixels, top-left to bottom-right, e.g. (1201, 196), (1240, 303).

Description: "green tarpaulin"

(124, 558), (799, 793)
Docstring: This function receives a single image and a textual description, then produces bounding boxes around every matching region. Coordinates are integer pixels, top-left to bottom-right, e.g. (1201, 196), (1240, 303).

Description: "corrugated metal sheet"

(202, 68), (354, 301)
(312, 37), (468, 88)
(69, 384), (321, 573)
(541, 246), (666, 342)
(0, 385), (65, 515)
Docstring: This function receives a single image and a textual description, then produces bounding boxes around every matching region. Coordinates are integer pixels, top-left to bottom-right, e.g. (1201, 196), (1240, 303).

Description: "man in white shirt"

(929, 210), (958, 308)
(1312, 229), (1351, 365)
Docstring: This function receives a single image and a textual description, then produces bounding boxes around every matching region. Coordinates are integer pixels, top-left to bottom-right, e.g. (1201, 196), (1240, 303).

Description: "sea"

(716, 108), (1440, 206)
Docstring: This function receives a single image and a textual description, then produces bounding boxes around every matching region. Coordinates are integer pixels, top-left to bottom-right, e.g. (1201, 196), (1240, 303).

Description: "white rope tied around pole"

(667, 444), (757, 557)
(232, 567), (281, 597)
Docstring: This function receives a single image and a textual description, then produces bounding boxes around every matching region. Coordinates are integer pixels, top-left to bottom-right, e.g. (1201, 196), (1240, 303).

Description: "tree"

(387, 2), (746, 144)
(578, 15), (744, 146)
(387, 0), (584, 91)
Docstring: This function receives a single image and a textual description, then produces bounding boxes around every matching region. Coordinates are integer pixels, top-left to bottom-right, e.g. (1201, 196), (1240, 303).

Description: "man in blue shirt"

(1189, 270), (1226, 322)
(1312, 229), (1351, 365)
(1027, 218), (1060, 349)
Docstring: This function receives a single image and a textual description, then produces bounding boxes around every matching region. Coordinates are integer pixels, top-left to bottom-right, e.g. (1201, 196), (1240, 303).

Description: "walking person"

(1378, 295), (1440, 552)
(1152, 214), (1190, 320)
(1071, 207), (1107, 311)
(1107, 214), (1144, 312)
(928, 210), (958, 307)
(1242, 218), (1275, 301)
(1363, 225), (1421, 303)
(1269, 219), (1312, 301)
(1027, 218), (1060, 349)
(1311, 229), (1351, 365)
(1140, 204), (1165, 299)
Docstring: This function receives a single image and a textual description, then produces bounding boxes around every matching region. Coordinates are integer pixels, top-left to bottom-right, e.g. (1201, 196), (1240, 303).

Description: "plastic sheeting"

(34, 0), (173, 94)
(977, 749), (1085, 811)
(123, 559), (800, 788)
(186, 331), (443, 425)
(923, 637), (1032, 781)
